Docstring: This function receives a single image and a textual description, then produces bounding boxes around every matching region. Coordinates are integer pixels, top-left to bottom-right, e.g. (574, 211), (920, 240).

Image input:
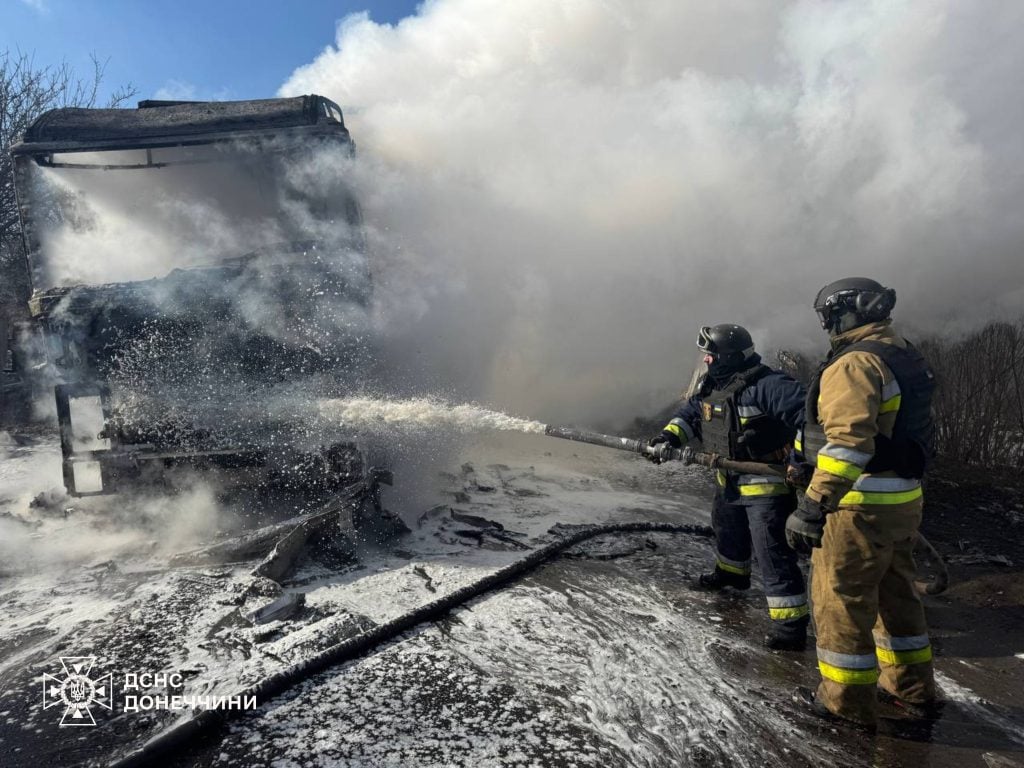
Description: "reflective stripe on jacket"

(807, 322), (920, 510)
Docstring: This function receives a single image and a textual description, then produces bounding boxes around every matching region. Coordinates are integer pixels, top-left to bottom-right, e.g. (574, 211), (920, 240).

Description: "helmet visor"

(696, 326), (718, 355)
(815, 306), (834, 330)
(814, 290), (850, 331)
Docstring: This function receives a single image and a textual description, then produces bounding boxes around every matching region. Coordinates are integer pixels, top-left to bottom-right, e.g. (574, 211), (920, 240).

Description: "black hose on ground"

(107, 521), (714, 768)
(914, 533), (950, 595)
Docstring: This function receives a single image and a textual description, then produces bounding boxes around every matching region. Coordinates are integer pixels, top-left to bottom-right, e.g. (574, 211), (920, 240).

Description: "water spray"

(318, 397), (546, 435)
(319, 397), (788, 476)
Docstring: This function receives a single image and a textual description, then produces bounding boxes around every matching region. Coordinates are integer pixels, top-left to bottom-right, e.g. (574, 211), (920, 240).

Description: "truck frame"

(4, 95), (389, 518)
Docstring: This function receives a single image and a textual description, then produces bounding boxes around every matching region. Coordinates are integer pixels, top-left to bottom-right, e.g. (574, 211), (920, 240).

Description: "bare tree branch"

(920, 318), (1024, 468)
(1, 49), (137, 307)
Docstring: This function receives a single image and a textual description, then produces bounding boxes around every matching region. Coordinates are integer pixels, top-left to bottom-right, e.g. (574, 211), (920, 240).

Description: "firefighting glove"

(785, 495), (828, 555)
(735, 428), (757, 446)
(785, 461), (813, 489)
(646, 432), (680, 464)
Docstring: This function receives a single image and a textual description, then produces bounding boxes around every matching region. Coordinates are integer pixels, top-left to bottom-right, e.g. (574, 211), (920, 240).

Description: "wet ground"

(1, 429), (1022, 767)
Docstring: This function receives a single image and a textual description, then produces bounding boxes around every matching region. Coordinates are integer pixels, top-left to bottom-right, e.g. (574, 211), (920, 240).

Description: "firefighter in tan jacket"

(786, 277), (939, 729)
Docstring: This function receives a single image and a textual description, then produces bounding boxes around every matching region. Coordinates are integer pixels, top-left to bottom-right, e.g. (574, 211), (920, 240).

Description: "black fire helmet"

(697, 324), (756, 378)
(813, 277), (896, 335)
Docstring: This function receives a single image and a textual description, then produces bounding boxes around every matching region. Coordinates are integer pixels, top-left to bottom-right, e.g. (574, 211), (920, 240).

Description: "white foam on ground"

(936, 670), (1024, 746)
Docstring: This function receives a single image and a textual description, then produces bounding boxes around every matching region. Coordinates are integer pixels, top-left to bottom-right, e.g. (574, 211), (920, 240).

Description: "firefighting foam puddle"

(318, 396), (548, 435)
(0, 432), (703, 766)
(161, 438), (836, 767)
(3, 432), (1024, 767)
(189, 530), (859, 768)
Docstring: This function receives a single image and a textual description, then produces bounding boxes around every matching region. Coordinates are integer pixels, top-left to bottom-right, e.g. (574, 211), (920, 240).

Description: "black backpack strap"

(805, 358), (831, 425)
(721, 363), (771, 397)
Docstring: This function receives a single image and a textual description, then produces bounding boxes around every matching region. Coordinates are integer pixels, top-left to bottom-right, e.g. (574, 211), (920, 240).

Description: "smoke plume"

(282, 0), (1024, 426)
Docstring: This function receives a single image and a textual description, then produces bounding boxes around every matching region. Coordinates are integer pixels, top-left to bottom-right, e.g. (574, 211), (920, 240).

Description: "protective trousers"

(811, 505), (936, 725)
(711, 493), (808, 629)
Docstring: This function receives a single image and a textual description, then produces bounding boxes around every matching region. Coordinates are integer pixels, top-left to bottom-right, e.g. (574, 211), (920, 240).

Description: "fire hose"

(542, 424), (948, 596)
(543, 424), (787, 476)
(107, 424), (946, 766)
(108, 521), (714, 768)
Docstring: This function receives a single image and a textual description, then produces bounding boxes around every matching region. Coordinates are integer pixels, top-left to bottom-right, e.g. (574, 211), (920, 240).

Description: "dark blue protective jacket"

(661, 357), (806, 501)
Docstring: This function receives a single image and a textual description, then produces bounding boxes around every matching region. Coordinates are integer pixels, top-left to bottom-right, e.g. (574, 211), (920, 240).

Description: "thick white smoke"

(282, 0), (1024, 426)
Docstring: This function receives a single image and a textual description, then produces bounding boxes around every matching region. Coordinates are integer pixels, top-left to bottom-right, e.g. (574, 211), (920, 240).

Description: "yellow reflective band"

(738, 483), (790, 497)
(739, 417), (750, 426)
(716, 470), (727, 487)
(816, 453), (863, 481)
(876, 646), (932, 666)
(794, 438), (803, 452)
(664, 423), (684, 439)
(818, 661), (879, 686)
(879, 394), (902, 414)
(716, 559), (751, 576)
(839, 486), (923, 506)
(769, 605), (809, 621)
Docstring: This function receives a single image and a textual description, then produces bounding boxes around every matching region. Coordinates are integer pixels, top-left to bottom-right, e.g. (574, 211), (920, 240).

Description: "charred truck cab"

(7, 96), (389, 516)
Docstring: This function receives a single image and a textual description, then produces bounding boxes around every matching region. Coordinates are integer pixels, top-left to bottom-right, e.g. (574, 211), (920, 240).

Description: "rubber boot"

(792, 687), (877, 733)
(695, 566), (750, 591)
(878, 689), (945, 720)
(764, 616), (809, 651)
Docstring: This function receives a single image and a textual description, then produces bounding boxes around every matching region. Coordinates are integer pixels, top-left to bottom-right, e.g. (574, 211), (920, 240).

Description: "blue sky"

(2, 0), (421, 104)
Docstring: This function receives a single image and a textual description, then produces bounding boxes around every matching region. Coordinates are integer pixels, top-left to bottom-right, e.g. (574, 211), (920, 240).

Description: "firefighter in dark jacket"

(649, 324), (809, 650)
(787, 277), (939, 729)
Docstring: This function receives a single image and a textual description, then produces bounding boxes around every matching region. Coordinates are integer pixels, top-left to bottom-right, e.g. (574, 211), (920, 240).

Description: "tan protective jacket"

(806, 321), (934, 723)
(806, 321), (922, 512)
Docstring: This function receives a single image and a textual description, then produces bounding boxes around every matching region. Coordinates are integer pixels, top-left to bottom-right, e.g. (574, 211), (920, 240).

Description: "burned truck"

(6, 95), (389, 518)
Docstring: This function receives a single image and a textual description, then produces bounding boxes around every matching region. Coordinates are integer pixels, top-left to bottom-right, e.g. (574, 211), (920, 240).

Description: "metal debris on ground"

(244, 593), (306, 625)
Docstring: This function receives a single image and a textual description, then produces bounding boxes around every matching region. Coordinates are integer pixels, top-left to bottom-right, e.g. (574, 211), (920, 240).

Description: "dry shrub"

(919, 320), (1024, 468)
(775, 319), (1024, 468)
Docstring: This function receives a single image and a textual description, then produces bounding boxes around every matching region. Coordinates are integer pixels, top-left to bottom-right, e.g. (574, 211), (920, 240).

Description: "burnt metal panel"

(11, 95), (349, 156)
